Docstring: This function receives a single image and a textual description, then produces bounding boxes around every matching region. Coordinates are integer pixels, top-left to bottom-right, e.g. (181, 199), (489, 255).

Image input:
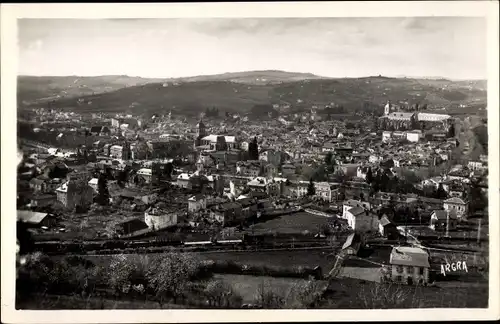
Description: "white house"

(382, 131), (392, 143)
(342, 199), (371, 219)
(406, 130), (422, 143)
(177, 173), (191, 188)
(144, 207), (178, 230)
(137, 168), (153, 184)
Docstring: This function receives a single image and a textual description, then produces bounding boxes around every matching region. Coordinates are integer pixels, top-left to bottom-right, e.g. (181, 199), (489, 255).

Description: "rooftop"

(390, 246), (430, 268)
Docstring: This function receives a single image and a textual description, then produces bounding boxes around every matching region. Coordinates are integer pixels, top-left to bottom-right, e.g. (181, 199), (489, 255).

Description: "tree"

(307, 179), (316, 196)
(253, 281), (285, 308)
(146, 253), (201, 305)
(435, 183), (448, 199)
(248, 137), (259, 160)
(204, 280), (243, 308)
(324, 152), (333, 166)
(366, 167), (374, 184)
(163, 162), (174, 179)
(97, 173), (110, 206)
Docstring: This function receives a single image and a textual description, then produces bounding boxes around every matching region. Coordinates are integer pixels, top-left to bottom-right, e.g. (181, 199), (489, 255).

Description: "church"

(193, 119), (239, 151)
(379, 101), (453, 132)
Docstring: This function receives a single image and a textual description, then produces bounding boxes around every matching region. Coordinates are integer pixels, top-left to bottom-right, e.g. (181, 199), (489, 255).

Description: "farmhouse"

(385, 246), (430, 285)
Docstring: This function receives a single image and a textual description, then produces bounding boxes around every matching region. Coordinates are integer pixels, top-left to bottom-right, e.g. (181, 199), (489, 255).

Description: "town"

(16, 97), (489, 309)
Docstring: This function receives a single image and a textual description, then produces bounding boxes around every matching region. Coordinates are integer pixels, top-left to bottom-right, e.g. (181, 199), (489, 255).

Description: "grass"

(212, 274), (328, 305)
(248, 212), (330, 235)
(319, 277), (488, 309)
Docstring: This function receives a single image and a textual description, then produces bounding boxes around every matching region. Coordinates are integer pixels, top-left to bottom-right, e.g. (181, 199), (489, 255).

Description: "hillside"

(17, 70), (325, 106)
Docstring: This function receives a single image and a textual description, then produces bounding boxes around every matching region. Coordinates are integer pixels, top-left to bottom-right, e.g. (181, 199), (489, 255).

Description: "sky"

(18, 17), (487, 80)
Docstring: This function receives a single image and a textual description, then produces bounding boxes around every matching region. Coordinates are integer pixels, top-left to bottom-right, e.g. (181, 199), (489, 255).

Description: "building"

(342, 233), (362, 255)
(55, 181), (94, 210)
(429, 210), (458, 232)
(236, 161), (261, 177)
(188, 194), (207, 213)
(356, 166), (370, 180)
(385, 246), (430, 285)
(144, 207), (178, 230)
(137, 168), (153, 184)
(17, 210), (56, 228)
(345, 207), (378, 232)
(200, 135), (238, 150)
(115, 219), (149, 237)
(88, 178), (99, 193)
(281, 164), (296, 178)
(314, 182), (333, 202)
(342, 199), (371, 219)
(90, 126), (111, 136)
(406, 130), (422, 143)
(378, 215), (399, 239)
(211, 202), (243, 227)
(177, 173), (191, 189)
(259, 149), (282, 166)
(443, 197), (468, 219)
(109, 144), (130, 160)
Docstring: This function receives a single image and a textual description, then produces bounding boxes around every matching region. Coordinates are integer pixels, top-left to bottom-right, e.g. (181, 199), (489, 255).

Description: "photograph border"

(2, 1), (499, 323)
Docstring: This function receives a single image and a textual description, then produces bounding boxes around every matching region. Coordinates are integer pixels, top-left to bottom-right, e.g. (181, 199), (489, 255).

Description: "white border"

(2, 2), (499, 323)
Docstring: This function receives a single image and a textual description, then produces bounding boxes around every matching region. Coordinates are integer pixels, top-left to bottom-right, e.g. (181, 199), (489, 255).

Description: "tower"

(384, 101), (391, 115)
(196, 119), (206, 139)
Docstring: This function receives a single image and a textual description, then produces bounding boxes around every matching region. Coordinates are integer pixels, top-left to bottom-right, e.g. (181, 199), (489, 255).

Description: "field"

(318, 277), (488, 308)
(248, 212), (331, 235)
(212, 274), (329, 305)
(199, 248), (336, 269)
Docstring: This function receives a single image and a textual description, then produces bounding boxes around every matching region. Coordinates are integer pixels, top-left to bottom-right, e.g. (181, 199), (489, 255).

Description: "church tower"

(197, 119), (206, 139)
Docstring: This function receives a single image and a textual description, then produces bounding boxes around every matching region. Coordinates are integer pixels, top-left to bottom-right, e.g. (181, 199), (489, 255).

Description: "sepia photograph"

(2, 1), (499, 323)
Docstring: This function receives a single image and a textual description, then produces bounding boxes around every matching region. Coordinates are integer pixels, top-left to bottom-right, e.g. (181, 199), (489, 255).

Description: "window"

(419, 267), (424, 276)
(396, 275), (403, 282)
(396, 265), (404, 274)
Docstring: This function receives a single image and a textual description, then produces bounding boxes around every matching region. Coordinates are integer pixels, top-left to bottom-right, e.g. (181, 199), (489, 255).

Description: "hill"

(18, 74), (487, 117)
(17, 70), (326, 106)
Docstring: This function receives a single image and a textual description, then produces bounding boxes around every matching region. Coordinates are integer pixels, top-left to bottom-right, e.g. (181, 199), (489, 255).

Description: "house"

(30, 194), (57, 208)
(238, 197), (258, 219)
(88, 178), (99, 193)
(247, 177), (268, 193)
(314, 182), (333, 202)
(382, 131), (392, 142)
(211, 202), (243, 227)
(90, 126), (111, 136)
(137, 168), (153, 184)
(378, 215), (398, 239)
(429, 210), (457, 231)
(188, 194), (207, 213)
(17, 210), (56, 228)
(281, 164), (296, 177)
(406, 130), (422, 143)
(443, 197), (468, 219)
(110, 145), (130, 160)
(339, 163), (360, 177)
(342, 233), (362, 256)
(119, 188), (158, 205)
(177, 173), (191, 189)
(264, 163), (278, 178)
(236, 161), (261, 177)
(259, 149), (282, 166)
(468, 161), (485, 171)
(144, 207), (178, 231)
(200, 134), (238, 150)
(356, 166), (370, 180)
(386, 246), (430, 285)
(342, 199), (371, 219)
(345, 207), (378, 232)
(55, 181), (94, 210)
(29, 178), (47, 193)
